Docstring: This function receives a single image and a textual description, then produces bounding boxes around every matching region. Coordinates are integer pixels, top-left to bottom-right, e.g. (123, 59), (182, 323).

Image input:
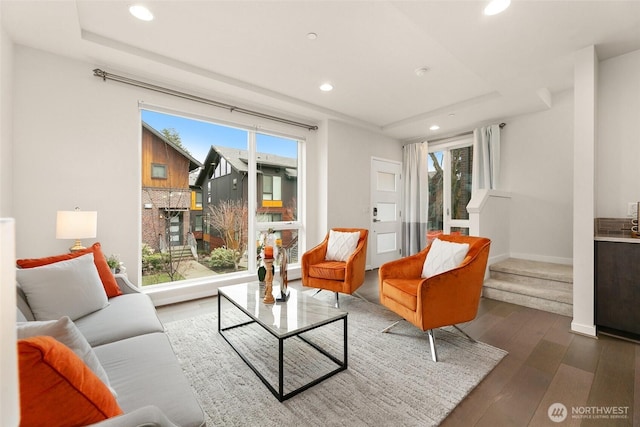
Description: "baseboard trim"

(571, 321), (597, 337)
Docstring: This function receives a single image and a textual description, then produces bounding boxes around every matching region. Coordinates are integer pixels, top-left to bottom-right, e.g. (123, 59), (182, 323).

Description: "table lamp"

(56, 209), (97, 252)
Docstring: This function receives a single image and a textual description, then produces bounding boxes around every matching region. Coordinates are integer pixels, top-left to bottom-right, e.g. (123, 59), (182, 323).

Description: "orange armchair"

(302, 228), (368, 307)
(379, 234), (491, 361)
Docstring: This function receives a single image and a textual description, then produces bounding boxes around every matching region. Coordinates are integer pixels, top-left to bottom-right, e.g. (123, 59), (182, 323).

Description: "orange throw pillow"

(18, 336), (123, 427)
(17, 242), (122, 298)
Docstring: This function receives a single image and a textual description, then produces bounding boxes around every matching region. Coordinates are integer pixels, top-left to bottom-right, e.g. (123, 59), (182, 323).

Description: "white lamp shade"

(0, 218), (19, 426)
(56, 211), (98, 239)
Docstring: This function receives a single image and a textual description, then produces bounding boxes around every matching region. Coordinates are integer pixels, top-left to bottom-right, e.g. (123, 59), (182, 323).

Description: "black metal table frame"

(218, 290), (348, 402)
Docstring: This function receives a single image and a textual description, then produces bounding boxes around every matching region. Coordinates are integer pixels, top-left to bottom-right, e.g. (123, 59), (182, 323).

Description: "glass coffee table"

(218, 282), (347, 401)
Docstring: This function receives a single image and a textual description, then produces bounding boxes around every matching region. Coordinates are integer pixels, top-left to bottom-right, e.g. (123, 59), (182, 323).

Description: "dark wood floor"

(156, 269), (639, 427)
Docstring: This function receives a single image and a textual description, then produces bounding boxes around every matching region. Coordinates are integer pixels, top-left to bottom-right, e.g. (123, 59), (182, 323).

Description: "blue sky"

(141, 110), (297, 163)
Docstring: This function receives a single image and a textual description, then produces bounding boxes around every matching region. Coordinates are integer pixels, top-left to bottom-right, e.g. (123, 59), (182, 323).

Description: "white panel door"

(370, 158), (402, 269)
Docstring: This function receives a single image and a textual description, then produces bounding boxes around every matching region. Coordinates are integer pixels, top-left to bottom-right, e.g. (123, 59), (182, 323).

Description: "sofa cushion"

(18, 336), (123, 427)
(382, 278), (420, 311)
(421, 238), (470, 278)
(308, 260), (347, 281)
(16, 253), (109, 321)
(94, 332), (205, 427)
(74, 293), (164, 347)
(16, 242), (123, 298)
(16, 283), (35, 321)
(17, 316), (116, 397)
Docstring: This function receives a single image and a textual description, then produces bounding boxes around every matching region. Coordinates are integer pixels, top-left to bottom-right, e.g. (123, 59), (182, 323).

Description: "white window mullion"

(247, 131), (258, 274)
(443, 150), (452, 234)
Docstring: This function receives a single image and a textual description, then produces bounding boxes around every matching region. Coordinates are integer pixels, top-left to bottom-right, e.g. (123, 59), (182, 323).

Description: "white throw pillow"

(325, 230), (360, 262)
(17, 316), (117, 397)
(421, 238), (470, 278)
(16, 253), (108, 321)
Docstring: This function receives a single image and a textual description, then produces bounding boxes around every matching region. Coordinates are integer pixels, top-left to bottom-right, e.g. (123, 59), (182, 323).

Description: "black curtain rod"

(426, 122), (506, 144)
(92, 69), (319, 132)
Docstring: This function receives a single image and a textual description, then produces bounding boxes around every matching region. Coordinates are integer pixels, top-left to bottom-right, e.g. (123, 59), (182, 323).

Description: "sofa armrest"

(89, 405), (180, 427)
(114, 274), (141, 294)
(301, 237), (329, 283)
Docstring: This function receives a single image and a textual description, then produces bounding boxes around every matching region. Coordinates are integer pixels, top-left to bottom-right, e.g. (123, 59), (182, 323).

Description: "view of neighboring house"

(141, 122), (202, 253)
(195, 145), (298, 255)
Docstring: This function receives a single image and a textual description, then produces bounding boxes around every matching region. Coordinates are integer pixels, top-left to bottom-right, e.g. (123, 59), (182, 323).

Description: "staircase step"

(483, 258), (573, 317)
(490, 258), (572, 283)
(482, 281), (573, 317)
(164, 246), (196, 260)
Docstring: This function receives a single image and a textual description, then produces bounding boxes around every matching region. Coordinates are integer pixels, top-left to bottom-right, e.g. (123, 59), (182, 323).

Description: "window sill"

(142, 265), (302, 307)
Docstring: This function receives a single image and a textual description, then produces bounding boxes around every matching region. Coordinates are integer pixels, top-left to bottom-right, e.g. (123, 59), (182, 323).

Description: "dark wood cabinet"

(595, 241), (640, 340)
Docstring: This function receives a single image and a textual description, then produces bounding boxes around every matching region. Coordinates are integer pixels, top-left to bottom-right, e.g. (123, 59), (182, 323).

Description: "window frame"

(140, 106), (305, 290)
(151, 163), (167, 179)
(428, 136), (473, 234)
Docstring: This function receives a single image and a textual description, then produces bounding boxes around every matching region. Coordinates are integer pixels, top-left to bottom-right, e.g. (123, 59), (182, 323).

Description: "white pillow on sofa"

(421, 238), (470, 278)
(325, 230), (360, 262)
(16, 253), (108, 321)
(17, 316), (116, 397)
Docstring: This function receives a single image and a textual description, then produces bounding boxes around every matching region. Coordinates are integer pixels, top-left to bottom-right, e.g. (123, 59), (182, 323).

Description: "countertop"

(594, 233), (640, 244)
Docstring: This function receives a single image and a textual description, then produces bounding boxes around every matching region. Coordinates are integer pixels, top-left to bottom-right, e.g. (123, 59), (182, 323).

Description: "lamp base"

(69, 240), (86, 253)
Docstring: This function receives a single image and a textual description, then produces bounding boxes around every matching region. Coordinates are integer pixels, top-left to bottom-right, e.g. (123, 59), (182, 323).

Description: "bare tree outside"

(207, 199), (248, 271)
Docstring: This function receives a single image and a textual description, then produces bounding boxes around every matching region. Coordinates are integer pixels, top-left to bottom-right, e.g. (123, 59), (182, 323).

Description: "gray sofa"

(16, 274), (206, 427)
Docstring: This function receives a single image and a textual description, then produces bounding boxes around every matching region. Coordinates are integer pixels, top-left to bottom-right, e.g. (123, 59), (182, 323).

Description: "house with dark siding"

(195, 145), (297, 253)
(141, 122), (202, 252)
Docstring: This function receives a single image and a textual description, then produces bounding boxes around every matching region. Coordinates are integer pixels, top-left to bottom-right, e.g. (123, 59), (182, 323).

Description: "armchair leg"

(453, 325), (476, 343)
(381, 320), (402, 334)
(334, 292), (339, 308)
(427, 329), (438, 362)
(352, 291), (368, 303)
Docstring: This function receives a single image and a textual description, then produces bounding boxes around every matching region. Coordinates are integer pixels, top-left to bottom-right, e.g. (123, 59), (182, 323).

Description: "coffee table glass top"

(218, 282), (347, 338)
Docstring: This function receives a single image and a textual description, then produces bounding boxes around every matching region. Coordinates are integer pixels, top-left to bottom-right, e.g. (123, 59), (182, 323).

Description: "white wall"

(321, 119), (402, 265)
(572, 45), (598, 337)
(325, 120), (401, 229)
(596, 49), (640, 217)
(500, 90), (574, 264)
(0, 19), (13, 218)
(12, 46), (318, 286)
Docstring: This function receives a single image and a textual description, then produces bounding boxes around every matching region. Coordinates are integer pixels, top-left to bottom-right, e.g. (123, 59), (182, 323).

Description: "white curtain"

(402, 142), (429, 256)
(472, 124), (501, 191)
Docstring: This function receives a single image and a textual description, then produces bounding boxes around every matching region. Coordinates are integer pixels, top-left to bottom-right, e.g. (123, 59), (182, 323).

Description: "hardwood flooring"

(156, 270), (639, 426)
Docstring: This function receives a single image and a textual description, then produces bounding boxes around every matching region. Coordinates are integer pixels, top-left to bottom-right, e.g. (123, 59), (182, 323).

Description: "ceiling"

(2, 1), (640, 141)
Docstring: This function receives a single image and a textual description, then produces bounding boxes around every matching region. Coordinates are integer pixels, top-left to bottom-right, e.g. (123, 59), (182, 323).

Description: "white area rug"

(164, 293), (507, 427)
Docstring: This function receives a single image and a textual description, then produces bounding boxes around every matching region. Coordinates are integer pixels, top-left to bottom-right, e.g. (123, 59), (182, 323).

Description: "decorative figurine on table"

(257, 229), (276, 284)
(262, 246), (275, 304)
(276, 242), (289, 302)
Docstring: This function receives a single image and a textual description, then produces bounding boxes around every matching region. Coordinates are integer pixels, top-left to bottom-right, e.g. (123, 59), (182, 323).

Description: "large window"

(140, 110), (302, 286)
(428, 137), (473, 239)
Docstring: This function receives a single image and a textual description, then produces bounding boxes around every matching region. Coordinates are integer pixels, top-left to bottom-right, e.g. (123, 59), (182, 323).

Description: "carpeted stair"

(483, 258), (573, 316)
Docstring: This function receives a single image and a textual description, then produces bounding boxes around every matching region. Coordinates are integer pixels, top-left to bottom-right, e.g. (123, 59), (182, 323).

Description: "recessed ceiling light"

(415, 67), (430, 77)
(129, 5), (154, 21)
(484, 0), (510, 16)
(319, 83), (334, 92)
(307, 32), (318, 40)
(430, 125), (440, 131)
